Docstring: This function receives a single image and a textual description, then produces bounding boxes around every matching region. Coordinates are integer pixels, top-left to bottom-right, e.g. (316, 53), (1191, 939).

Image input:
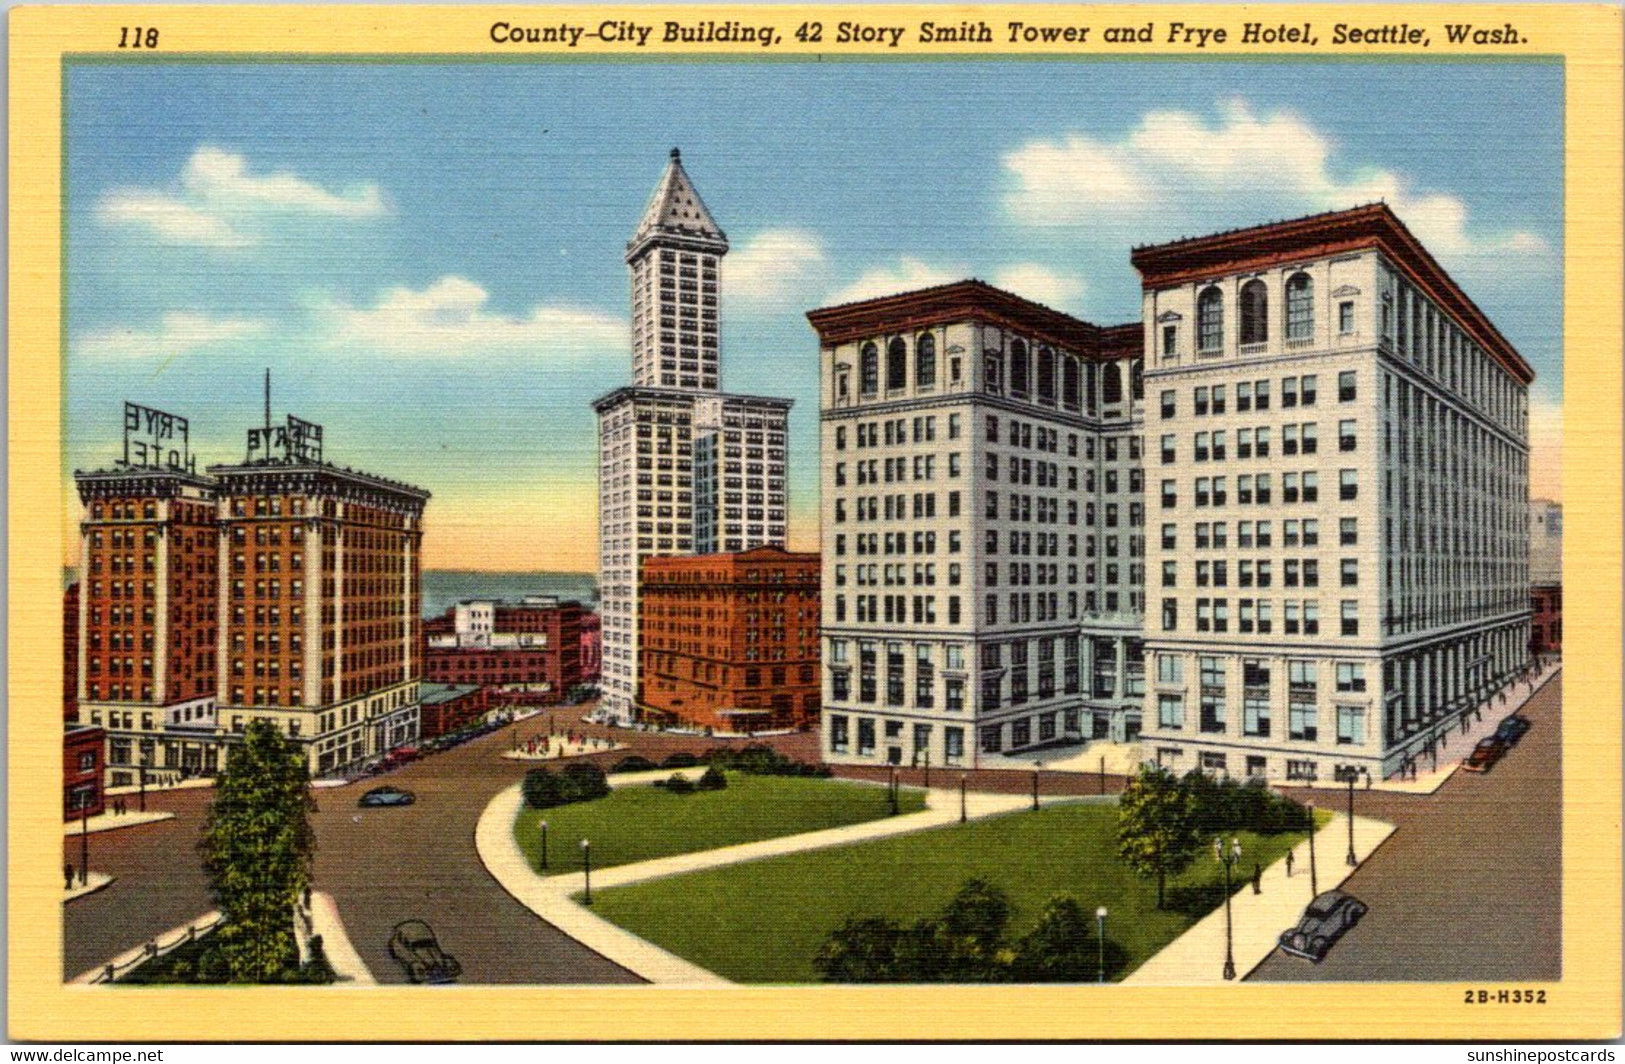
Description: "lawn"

(513, 772), (926, 874)
(588, 801), (1326, 983)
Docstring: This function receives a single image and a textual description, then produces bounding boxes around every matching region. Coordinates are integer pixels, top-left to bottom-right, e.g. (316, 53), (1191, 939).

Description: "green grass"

(589, 802), (1327, 983)
(514, 772), (926, 874)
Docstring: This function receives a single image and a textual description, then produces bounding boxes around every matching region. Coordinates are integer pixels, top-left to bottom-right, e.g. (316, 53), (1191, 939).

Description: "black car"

(359, 785), (416, 808)
(1278, 890), (1368, 962)
(388, 920), (462, 984)
(1495, 715), (1533, 746)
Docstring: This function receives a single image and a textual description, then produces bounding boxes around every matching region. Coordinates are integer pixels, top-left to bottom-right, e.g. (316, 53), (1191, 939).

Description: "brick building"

(639, 546), (820, 732)
(418, 682), (491, 740)
(63, 724), (105, 820)
(422, 597), (591, 702)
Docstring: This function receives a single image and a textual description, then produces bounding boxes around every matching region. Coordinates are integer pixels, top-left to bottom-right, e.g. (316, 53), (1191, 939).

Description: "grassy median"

(513, 772), (926, 875)
(588, 801), (1323, 983)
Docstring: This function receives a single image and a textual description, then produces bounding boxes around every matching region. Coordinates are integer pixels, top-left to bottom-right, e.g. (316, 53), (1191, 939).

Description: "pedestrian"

(65, 863), (75, 891)
(1285, 849), (1294, 878)
(1252, 862), (1262, 895)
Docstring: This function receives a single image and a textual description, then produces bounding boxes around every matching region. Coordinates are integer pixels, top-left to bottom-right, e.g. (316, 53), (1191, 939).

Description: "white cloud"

(828, 258), (963, 306)
(321, 275), (624, 359)
(1003, 99), (1549, 264)
(98, 145), (387, 248)
(726, 229), (828, 304)
(991, 264), (1086, 310)
(74, 311), (269, 360)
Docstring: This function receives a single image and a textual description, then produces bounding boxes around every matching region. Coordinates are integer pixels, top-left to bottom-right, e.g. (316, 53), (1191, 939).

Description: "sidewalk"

(981, 740), (1144, 777)
(105, 777), (214, 797)
(69, 910), (221, 985)
(62, 809), (174, 835)
(1123, 810), (1396, 985)
(63, 872), (116, 902)
(476, 779), (1037, 984)
(501, 739), (627, 762)
(309, 891), (375, 985)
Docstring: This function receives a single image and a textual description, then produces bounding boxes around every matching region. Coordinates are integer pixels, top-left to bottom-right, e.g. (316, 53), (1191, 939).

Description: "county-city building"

(812, 204), (1533, 783)
(594, 149), (793, 724)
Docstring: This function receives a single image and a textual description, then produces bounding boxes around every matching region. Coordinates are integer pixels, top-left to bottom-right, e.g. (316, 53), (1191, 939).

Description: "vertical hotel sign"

(118, 401), (196, 474)
(247, 414), (325, 464)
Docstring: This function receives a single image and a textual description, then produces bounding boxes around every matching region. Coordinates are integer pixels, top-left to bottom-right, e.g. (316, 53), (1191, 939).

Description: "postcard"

(8, 2), (1622, 1043)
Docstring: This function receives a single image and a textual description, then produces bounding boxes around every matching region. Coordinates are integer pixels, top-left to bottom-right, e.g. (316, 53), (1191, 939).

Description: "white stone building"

(594, 150), (791, 723)
(1134, 205), (1533, 783)
(809, 282), (1147, 768)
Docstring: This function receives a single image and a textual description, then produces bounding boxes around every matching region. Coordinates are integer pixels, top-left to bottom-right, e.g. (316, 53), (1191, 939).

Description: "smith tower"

(594, 149), (792, 724)
(627, 148), (727, 391)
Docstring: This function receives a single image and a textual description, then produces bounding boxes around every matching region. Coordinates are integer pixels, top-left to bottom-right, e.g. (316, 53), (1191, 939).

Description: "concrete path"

(1124, 811), (1396, 985)
(476, 779), (1036, 984)
(983, 740), (1145, 777)
(105, 777), (214, 797)
(63, 810), (174, 835)
(63, 872), (116, 902)
(310, 891), (375, 985)
(501, 740), (627, 762)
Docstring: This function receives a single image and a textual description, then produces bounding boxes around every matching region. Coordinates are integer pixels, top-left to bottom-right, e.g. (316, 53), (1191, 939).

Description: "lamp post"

(80, 806), (90, 886)
(1215, 835), (1241, 980)
(1095, 906), (1108, 983)
(959, 774), (968, 823)
(138, 765), (147, 813)
(889, 766), (899, 816)
(539, 819), (549, 872)
(923, 749), (930, 789)
(580, 839), (592, 906)
(1305, 798), (1319, 896)
(1345, 771), (1358, 867)
(1031, 760), (1042, 812)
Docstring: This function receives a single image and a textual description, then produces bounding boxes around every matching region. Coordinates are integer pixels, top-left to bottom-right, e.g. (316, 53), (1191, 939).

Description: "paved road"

(63, 708), (806, 984)
(1249, 674), (1562, 982)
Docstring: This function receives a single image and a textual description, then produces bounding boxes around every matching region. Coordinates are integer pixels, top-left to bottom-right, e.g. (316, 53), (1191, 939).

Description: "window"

(1341, 559), (1358, 587)
(1161, 434), (1176, 464)
(1101, 363), (1123, 406)
(1301, 374), (1318, 406)
(1339, 419), (1357, 452)
(1341, 600), (1359, 636)
(1255, 379), (1270, 410)
(860, 343), (879, 396)
(858, 718), (876, 756)
(1037, 347), (1056, 402)
(1340, 517), (1358, 546)
(1161, 598), (1178, 631)
(887, 337), (907, 391)
(916, 333), (937, 388)
(1282, 376), (1298, 408)
(1286, 272), (1314, 341)
(1336, 662), (1367, 692)
(830, 715), (850, 752)
(1162, 324), (1178, 357)
(1158, 655), (1184, 684)
(1338, 301), (1355, 334)
(1011, 340), (1030, 395)
(1161, 480), (1177, 509)
(1161, 389), (1176, 418)
(1236, 381), (1252, 412)
(1161, 523), (1176, 550)
(1158, 695), (1185, 730)
(1240, 279), (1269, 345)
(1197, 287), (1224, 352)
(1339, 469), (1358, 501)
(1339, 369), (1357, 401)
(1336, 706), (1366, 745)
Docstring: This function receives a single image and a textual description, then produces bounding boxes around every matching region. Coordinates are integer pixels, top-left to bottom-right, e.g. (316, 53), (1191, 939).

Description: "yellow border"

(9, 3), (1621, 1042)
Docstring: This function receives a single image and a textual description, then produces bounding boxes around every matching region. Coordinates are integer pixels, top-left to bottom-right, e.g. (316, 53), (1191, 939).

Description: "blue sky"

(65, 60), (1564, 570)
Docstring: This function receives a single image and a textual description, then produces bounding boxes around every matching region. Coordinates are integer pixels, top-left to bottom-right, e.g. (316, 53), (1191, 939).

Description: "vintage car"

(1494, 715), (1533, 746)
(1278, 890), (1368, 962)
(388, 920), (462, 984)
(358, 785), (416, 808)
(1461, 736), (1509, 773)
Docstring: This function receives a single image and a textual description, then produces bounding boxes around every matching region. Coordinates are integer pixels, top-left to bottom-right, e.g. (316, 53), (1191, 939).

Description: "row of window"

(1160, 597), (1363, 636)
(1161, 470), (1360, 508)
(1161, 372), (1357, 418)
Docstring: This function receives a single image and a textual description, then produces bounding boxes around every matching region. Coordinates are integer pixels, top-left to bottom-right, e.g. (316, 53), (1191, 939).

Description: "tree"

(1116, 764), (1204, 909)
(199, 720), (316, 982)
(813, 916), (906, 982)
(937, 878), (1013, 979)
(1010, 896), (1096, 981)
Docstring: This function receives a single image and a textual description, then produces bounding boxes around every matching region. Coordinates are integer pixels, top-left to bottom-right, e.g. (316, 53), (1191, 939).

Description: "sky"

(64, 60), (1564, 572)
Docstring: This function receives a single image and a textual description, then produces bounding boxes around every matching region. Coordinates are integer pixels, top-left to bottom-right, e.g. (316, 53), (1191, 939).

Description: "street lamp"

(138, 765), (147, 813)
(922, 749), (930, 789)
(1095, 906), (1108, 983)
(1305, 798), (1319, 896)
(1031, 760), (1042, 812)
(959, 773), (968, 824)
(1215, 835), (1241, 980)
(580, 839), (592, 906)
(1345, 771), (1358, 867)
(889, 766), (899, 816)
(539, 819), (549, 872)
(80, 806), (90, 886)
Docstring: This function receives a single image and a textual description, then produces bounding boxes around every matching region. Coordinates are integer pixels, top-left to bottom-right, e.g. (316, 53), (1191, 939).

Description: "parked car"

(1495, 715), (1533, 746)
(388, 920), (462, 984)
(359, 785), (416, 807)
(1461, 736), (1509, 773)
(1278, 890), (1368, 962)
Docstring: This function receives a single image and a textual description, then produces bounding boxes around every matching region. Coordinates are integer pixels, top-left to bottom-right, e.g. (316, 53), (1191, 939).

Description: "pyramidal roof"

(627, 148), (728, 258)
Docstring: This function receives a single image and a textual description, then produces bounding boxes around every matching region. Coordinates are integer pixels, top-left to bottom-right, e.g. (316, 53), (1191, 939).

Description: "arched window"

(984, 352), (1003, 394)
(860, 342), (879, 396)
(1131, 359), (1144, 400)
(1197, 286), (1224, 352)
(1010, 340), (1030, 395)
(1286, 272), (1314, 341)
(1240, 279), (1269, 345)
(1086, 363), (1098, 413)
(1037, 347), (1056, 403)
(886, 338), (907, 391)
(1102, 362), (1123, 406)
(915, 333), (937, 388)
(1061, 356), (1080, 410)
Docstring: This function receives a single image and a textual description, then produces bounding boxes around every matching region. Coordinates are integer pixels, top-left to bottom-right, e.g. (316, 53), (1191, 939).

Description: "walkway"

(1124, 810), (1396, 985)
(475, 777), (1036, 984)
(62, 809), (173, 835)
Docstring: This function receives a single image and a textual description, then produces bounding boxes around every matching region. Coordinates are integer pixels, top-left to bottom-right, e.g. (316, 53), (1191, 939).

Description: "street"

(1249, 674), (1562, 981)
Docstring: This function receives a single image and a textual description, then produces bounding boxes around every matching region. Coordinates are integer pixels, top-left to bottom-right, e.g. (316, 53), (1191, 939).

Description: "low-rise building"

(640, 546), (820, 732)
(64, 724), (105, 820)
(417, 682), (491, 739)
(422, 597), (591, 702)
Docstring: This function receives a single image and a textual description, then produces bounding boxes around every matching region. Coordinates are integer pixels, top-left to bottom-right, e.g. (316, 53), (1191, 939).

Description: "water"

(420, 571), (598, 618)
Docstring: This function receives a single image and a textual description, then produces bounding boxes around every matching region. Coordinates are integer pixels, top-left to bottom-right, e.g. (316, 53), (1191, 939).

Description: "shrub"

(704, 743), (832, 778)
(559, 761), (611, 803)
(522, 767), (566, 809)
(664, 773), (695, 795)
(696, 765), (728, 791)
(661, 752), (701, 769)
(611, 755), (658, 774)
